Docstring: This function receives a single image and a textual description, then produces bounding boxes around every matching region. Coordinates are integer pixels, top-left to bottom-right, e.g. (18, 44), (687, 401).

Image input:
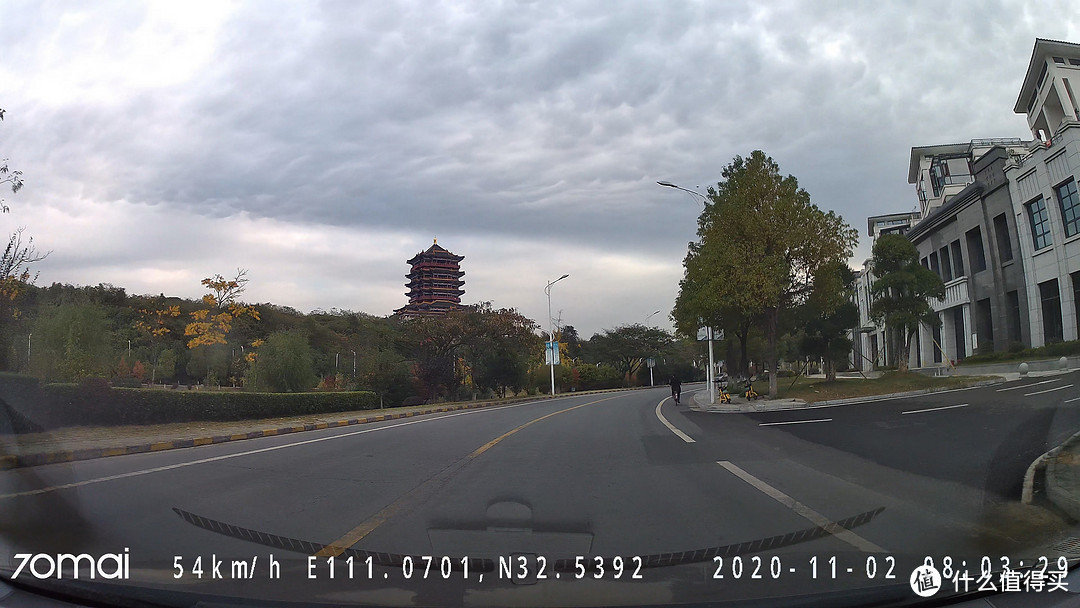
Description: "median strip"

(0, 396), (577, 470)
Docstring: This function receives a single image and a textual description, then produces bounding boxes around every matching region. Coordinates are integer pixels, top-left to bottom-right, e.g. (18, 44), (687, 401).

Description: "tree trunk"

(897, 329), (910, 373)
(825, 357), (836, 382)
(766, 307), (779, 399)
(737, 323), (751, 378)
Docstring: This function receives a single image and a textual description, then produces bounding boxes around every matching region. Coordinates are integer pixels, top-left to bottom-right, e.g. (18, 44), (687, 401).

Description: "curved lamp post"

(545, 274), (569, 396)
(645, 310), (661, 386)
(658, 180), (716, 404)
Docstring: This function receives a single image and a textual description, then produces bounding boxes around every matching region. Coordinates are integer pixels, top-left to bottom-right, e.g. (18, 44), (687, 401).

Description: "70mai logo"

(12, 549), (130, 580)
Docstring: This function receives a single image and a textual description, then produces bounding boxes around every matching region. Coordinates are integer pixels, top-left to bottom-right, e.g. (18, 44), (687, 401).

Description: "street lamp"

(659, 180), (716, 404)
(545, 274), (569, 396)
(645, 310), (661, 386)
(657, 180), (709, 202)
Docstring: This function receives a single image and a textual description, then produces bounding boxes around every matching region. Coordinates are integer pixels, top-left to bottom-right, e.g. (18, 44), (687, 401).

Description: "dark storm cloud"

(3, 0), (1078, 334)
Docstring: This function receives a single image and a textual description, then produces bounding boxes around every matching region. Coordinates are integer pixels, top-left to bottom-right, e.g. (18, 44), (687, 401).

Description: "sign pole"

(708, 327), (716, 404)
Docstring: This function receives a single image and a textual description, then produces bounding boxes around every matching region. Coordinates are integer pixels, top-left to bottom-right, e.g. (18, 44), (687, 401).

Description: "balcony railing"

(931, 276), (969, 312)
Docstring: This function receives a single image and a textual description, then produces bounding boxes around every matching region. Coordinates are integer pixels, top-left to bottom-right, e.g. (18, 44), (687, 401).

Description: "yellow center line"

(315, 394), (623, 557)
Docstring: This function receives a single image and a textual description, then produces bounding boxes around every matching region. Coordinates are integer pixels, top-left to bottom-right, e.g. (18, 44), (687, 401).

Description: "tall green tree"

(869, 234), (944, 372)
(798, 261), (859, 381)
(673, 151), (858, 397)
(249, 330), (316, 392)
(584, 324), (673, 386)
(30, 303), (115, 381)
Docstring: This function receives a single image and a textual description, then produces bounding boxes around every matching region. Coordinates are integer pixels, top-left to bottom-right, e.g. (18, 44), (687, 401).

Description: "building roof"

(907, 143), (969, 184)
(904, 180), (985, 243)
(867, 211), (921, 237)
(1014, 38), (1080, 114)
(406, 239), (464, 265)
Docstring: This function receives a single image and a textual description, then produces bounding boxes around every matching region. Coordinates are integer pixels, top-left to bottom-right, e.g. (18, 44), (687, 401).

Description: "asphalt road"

(4, 375), (1080, 606)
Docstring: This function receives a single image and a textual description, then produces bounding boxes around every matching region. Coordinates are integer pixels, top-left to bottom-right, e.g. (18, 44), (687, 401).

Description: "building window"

(993, 213), (1013, 261)
(1040, 279), (1064, 344)
(950, 240), (964, 278)
(1071, 58), (1080, 67)
(1057, 179), (1080, 238)
(939, 246), (953, 281)
(1006, 290), (1021, 344)
(965, 227), (987, 273)
(920, 256), (929, 270)
(929, 251), (940, 278)
(1027, 197), (1053, 250)
(1073, 272), (1080, 341)
(953, 307), (966, 361)
(976, 298), (993, 354)
(1054, 56), (1066, 64)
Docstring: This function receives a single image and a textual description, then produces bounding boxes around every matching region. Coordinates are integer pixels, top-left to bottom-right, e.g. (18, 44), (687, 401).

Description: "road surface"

(4, 374), (1080, 605)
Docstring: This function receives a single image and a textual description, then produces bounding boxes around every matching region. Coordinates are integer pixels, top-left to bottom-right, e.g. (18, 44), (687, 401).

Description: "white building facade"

(1005, 39), (1080, 348)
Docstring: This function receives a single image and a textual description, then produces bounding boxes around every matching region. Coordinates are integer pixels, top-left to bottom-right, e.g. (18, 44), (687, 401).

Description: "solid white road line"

(0, 397), (583, 499)
(758, 418), (833, 426)
(996, 379), (1057, 392)
(902, 403), (969, 415)
(716, 460), (885, 553)
(1065, 397), (1080, 403)
(1024, 384), (1073, 397)
(655, 398), (695, 443)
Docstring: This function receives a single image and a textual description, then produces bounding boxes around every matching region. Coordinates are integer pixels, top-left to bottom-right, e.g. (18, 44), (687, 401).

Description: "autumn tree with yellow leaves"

(184, 270), (261, 385)
(133, 302), (180, 384)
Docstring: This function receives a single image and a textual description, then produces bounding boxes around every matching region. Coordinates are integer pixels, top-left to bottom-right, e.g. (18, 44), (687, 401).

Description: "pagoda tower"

(393, 239), (465, 317)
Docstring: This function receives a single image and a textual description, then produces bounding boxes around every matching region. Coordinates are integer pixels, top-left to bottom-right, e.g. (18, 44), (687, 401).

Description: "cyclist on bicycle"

(669, 375), (682, 405)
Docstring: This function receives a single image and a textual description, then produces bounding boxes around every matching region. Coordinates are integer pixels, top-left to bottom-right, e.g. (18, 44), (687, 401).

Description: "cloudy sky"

(1, 1), (1078, 337)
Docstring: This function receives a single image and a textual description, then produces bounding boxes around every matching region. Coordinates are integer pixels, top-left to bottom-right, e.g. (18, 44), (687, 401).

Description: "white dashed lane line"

(902, 403), (968, 415)
(996, 379), (1058, 392)
(1024, 384), (1073, 397)
(758, 418), (832, 427)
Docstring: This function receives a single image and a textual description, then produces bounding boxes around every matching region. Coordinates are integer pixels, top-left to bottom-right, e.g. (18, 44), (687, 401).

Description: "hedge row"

(0, 375), (379, 432)
(960, 338), (1080, 365)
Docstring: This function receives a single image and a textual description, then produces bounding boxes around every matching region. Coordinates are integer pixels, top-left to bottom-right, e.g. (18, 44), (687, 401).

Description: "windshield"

(3, 3), (1080, 608)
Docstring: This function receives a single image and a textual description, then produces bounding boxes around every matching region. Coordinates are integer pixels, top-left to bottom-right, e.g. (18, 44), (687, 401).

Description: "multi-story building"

(1005, 39), (1080, 347)
(851, 212), (922, 370)
(853, 39), (1080, 371)
(909, 139), (1027, 216)
(908, 146), (1032, 367)
(393, 239), (465, 318)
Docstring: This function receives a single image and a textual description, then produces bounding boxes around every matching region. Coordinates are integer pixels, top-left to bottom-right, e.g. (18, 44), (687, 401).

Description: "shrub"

(28, 387), (381, 431)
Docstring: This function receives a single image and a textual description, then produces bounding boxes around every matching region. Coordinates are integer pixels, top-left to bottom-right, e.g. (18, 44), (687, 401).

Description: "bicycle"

(744, 378), (761, 400)
(718, 386), (732, 404)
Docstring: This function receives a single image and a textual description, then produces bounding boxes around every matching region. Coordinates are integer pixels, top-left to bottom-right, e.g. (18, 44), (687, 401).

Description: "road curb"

(0, 399), (527, 470)
(1028, 429), (1080, 519)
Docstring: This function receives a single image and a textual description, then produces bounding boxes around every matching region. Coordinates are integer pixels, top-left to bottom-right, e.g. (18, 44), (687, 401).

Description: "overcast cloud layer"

(2, 1), (1078, 337)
